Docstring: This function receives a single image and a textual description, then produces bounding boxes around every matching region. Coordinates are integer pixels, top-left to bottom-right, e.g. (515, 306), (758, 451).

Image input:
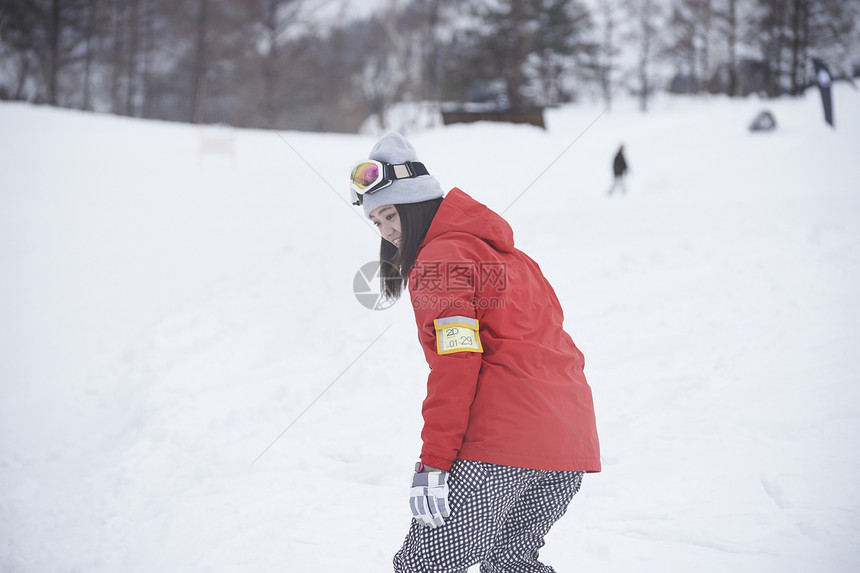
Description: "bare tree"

(597, 0), (620, 109)
(255, 0), (304, 125)
(410, 0), (461, 104)
(80, 0), (98, 110)
(727, 0), (739, 95)
(108, 0), (147, 115)
(747, 0), (857, 95)
(625, 0), (662, 111)
(356, 9), (415, 130)
(125, 0), (141, 115)
(665, 0), (716, 93)
(0, 0), (90, 105)
(697, 0), (715, 85)
(139, 0), (159, 118)
(0, 1), (43, 100)
(530, 0), (593, 105)
(188, 0), (208, 122)
(749, 0), (790, 94)
(46, 0), (61, 104)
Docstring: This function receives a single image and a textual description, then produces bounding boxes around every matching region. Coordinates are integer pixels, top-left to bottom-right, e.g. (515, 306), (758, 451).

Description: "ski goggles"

(350, 160), (429, 205)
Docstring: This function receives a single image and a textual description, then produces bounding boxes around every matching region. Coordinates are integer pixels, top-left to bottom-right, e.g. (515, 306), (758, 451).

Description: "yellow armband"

(433, 316), (483, 355)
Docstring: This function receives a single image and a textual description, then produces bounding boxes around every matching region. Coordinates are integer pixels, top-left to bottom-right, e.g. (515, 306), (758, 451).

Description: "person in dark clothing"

(608, 144), (628, 195)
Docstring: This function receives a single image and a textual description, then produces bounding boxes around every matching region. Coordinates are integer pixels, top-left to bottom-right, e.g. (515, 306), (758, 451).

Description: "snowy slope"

(1, 86), (859, 572)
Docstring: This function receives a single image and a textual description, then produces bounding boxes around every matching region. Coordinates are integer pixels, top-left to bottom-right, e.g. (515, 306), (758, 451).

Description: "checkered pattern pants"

(393, 460), (584, 572)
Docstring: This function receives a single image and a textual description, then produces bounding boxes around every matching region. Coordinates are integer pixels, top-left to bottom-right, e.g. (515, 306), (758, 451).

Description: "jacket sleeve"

(408, 238), (484, 471)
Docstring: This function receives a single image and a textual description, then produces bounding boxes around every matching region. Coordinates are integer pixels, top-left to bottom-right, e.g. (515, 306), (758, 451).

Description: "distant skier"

(349, 132), (601, 572)
(608, 144), (628, 195)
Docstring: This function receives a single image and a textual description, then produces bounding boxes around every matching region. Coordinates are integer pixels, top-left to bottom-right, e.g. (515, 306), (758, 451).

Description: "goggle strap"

(388, 161), (428, 180)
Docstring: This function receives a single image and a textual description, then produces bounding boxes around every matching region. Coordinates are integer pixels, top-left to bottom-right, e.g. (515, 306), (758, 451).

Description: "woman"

(350, 132), (601, 572)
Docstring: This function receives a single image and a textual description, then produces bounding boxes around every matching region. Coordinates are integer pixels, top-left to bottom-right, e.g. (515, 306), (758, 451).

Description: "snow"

(1, 85), (859, 572)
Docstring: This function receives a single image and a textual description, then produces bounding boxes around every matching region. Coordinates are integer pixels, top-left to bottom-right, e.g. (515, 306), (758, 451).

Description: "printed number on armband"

(433, 316), (483, 355)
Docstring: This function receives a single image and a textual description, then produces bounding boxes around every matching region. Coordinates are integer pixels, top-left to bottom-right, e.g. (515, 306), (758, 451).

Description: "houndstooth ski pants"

(393, 460), (584, 573)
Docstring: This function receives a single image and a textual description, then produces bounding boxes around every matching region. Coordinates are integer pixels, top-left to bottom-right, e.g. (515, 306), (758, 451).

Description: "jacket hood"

(421, 188), (516, 253)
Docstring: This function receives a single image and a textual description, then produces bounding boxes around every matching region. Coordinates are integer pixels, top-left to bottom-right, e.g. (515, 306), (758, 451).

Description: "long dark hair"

(380, 197), (444, 301)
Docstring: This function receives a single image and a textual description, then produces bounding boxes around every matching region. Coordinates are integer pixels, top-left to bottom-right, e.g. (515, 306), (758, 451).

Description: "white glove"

(409, 470), (450, 528)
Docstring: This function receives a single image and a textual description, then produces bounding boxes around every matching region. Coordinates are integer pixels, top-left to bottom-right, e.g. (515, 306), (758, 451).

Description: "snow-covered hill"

(1, 87), (859, 572)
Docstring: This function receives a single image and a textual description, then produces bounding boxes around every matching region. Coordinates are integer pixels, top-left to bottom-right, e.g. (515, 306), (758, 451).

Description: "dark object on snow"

(441, 107), (545, 129)
(813, 59), (835, 127)
(749, 111), (777, 132)
(608, 145), (628, 195)
(612, 146), (628, 176)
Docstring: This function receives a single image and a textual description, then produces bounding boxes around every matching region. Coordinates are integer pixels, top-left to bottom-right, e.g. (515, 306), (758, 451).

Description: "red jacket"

(408, 188), (601, 472)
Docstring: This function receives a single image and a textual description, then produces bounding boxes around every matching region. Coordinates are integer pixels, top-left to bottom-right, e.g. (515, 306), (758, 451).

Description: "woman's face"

(369, 204), (402, 249)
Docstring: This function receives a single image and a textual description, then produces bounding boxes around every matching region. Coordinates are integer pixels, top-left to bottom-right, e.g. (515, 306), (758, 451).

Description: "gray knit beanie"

(357, 132), (444, 217)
